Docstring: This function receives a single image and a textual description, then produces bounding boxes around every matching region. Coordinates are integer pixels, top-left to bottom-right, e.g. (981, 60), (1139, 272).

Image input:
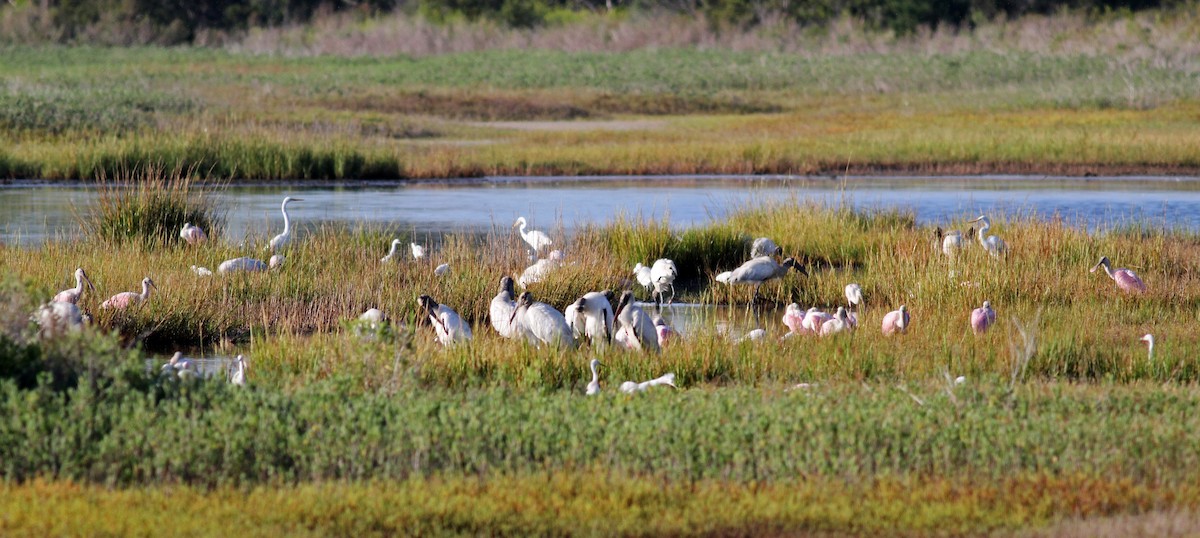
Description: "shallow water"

(4, 175), (1200, 245)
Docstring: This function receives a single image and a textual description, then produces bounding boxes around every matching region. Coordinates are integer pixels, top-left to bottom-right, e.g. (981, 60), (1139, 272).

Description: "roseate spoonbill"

(511, 292), (576, 348)
(53, 268), (95, 304)
(268, 197), (303, 253)
(969, 216), (1007, 257)
(586, 359), (602, 395)
(359, 308), (387, 323)
(191, 265), (213, 277)
(632, 263), (653, 295)
(718, 256), (807, 304)
(381, 239), (403, 263)
(1090, 256), (1146, 293)
(820, 307), (852, 336)
(411, 243), (426, 260)
(566, 291), (615, 346)
(514, 216), (552, 254)
(654, 315), (675, 347)
(1141, 334), (1154, 362)
(650, 258), (678, 305)
(614, 290), (659, 353)
(35, 301), (84, 337)
(881, 305), (910, 335)
(218, 257), (268, 274)
(417, 295), (472, 346)
(434, 263), (450, 276)
(619, 372), (676, 394)
(229, 355), (246, 386)
(845, 283), (863, 310)
(489, 276), (519, 339)
(101, 277), (156, 309)
(970, 301), (996, 334)
(782, 303), (807, 334)
(750, 237), (780, 259)
(802, 308), (832, 333)
(180, 223), (207, 245)
(519, 250), (564, 288)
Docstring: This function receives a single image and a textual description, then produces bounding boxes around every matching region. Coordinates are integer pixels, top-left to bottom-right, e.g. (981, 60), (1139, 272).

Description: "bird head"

(513, 217), (526, 228)
(417, 295), (438, 315)
(1090, 256), (1111, 273)
(78, 268), (96, 291)
(934, 226), (944, 241)
(283, 196), (303, 204)
(144, 277), (157, 291)
(499, 276), (516, 296)
(602, 290), (615, 304)
(517, 292), (534, 308)
(590, 358), (602, 371)
(773, 246), (783, 258)
(982, 300), (991, 309)
(1140, 334), (1154, 345)
(614, 290), (634, 317)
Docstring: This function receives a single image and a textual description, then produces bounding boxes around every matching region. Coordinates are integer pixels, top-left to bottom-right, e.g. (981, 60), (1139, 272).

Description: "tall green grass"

(78, 169), (222, 248)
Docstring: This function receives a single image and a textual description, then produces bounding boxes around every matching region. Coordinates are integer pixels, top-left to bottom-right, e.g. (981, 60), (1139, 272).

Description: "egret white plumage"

(819, 307), (852, 336)
(35, 301), (84, 338)
(359, 308), (387, 323)
(101, 277), (156, 310)
(934, 226), (973, 258)
(489, 276), (520, 338)
(218, 257), (269, 274)
(434, 263), (450, 276)
(650, 258), (678, 306)
(381, 239), (403, 263)
(1141, 334), (1154, 362)
(417, 295), (472, 346)
(750, 237), (780, 259)
(845, 283), (862, 310)
(586, 359), (602, 395)
(1090, 256), (1147, 293)
(268, 196), (303, 253)
(717, 256), (807, 304)
(632, 263), (653, 294)
(180, 223), (207, 245)
(191, 265), (213, 277)
(969, 215), (1007, 258)
(411, 243), (426, 260)
(614, 290), (659, 353)
(619, 372), (677, 394)
(510, 292), (576, 348)
(229, 355), (246, 386)
(565, 290), (615, 346)
(514, 216), (552, 254)
(881, 305), (910, 335)
(53, 268), (95, 304)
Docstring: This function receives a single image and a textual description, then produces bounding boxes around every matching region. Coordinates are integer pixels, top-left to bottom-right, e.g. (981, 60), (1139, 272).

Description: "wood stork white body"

(418, 295), (472, 346)
(489, 276), (519, 339)
(614, 290), (659, 353)
(511, 292), (576, 348)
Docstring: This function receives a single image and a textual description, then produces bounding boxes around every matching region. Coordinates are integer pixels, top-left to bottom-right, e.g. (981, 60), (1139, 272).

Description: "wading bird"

(650, 258), (678, 306)
(218, 257), (268, 274)
(180, 223), (207, 245)
(411, 243), (426, 260)
(632, 263), (653, 296)
(802, 307), (832, 333)
(418, 295), (472, 346)
(934, 226), (973, 258)
(750, 237), (780, 259)
(881, 305), (910, 335)
(970, 301), (996, 334)
(654, 315), (675, 348)
(53, 268), (95, 304)
(970, 215), (1007, 258)
(614, 290), (659, 353)
(716, 256), (807, 304)
(1141, 334), (1154, 362)
(519, 250), (564, 288)
(229, 355), (246, 386)
(845, 283), (862, 311)
(161, 352), (197, 380)
(511, 292), (576, 348)
(381, 239), (403, 263)
(820, 306), (853, 336)
(191, 265), (213, 277)
(489, 276), (519, 339)
(739, 328), (767, 342)
(35, 301), (84, 338)
(565, 291), (615, 346)
(586, 359), (602, 396)
(619, 372), (677, 394)
(268, 197), (303, 253)
(782, 303), (807, 335)
(269, 255), (285, 269)
(514, 216), (552, 254)
(1090, 256), (1146, 293)
(359, 308), (387, 324)
(101, 277), (156, 310)
(434, 263), (450, 276)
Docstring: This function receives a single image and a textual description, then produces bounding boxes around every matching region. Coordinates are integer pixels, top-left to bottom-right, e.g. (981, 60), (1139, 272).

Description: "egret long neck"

(977, 222), (990, 245)
(281, 202), (291, 235)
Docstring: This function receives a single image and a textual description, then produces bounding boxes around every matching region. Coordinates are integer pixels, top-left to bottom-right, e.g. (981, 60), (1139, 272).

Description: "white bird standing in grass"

(519, 250), (564, 288)
(418, 295), (472, 346)
(359, 308), (387, 324)
(934, 226), (973, 258)
(434, 263), (451, 276)
(717, 256), (807, 304)
(269, 196), (303, 253)
(180, 223), (207, 245)
(632, 263), (653, 295)
(586, 359), (602, 395)
(970, 215), (1007, 258)
(511, 292), (576, 348)
(411, 243), (426, 260)
(650, 258), (678, 306)
(53, 268), (95, 304)
(514, 216), (552, 254)
(381, 239), (403, 263)
(490, 276), (519, 338)
(619, 372), (677, 394)
(229, 355), (246, 386)
(739, 328), (767, 343)
(614, 290), (659, 353)
(845, 283), (862, 310)
(1141, 334), (1154, 362)
(35, 301), (84, 338)
(565, 290), (615, 346)
(750, 237), (780, 259)
(101, 277), (157, 310)
(191, 265), (213, 277)
(218, 257), (269, 274)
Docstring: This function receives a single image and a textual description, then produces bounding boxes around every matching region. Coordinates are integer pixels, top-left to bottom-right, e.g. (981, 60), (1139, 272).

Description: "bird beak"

(85, 274), (95, 291)
(970, 216), (983, 222)
(795, 265), (809, 277)
(1089, 261), (1102, 273)
(292, 198), (304, 202)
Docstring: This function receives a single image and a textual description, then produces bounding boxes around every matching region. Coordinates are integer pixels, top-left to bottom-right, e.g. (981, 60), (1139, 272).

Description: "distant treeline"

(1, 0), (1188, 43)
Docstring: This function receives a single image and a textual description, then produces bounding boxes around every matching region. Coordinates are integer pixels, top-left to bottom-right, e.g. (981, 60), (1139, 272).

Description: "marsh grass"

(77, 167), (223, 248)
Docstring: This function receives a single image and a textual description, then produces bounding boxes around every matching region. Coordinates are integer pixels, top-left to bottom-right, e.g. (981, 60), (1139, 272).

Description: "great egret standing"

(489, 276), (519, 339)
(1090, 256), (1146, 293)
(268, 197), (303, 253)
(229, 355), (246, 386)
(650, 258), (678, 306)
(845, 283), (862, 310)
(411, 243), (426, 260)
(180, 223), (207, 245)
(881, 305), (910, 335)
(418, 295), (472, 346)
(381, 239), (403, 263)
(614, 290), (659, 353)
(101, 277), (156, 309)
(53, 268), (95, 304)
(619, 372), (677, 394)
(586, 359), (602, 395)
(510, 292), (576, 348)
(514, 216), (552, 254)
(969, 215), (1007, 258)
(717, 256), (807, 304)
(970, 301), (996, 334)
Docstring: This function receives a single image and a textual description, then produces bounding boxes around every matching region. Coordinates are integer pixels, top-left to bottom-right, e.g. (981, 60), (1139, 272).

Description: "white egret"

(565, 290), (615, 346)
(717, 256), (807, 304)
(411, 243), (426, 260)
(619, 372), (677, 394)
(632, 263), (653, 295)
(819, 307), (852, 336)
(359, 308), (387, 324)
(586, 359), (602, 396)
(489, 276), (519, 339)
(514, 216), (552, 254)
(510, 292), (576, 348)
(881, 305), (911, 335)
(845, 283), (862, 310)
(650, 258), (678, 306)
(969, 215), (1007, 258)
(750, 237), (780, 259)
(434, 263), (450, 276)
(1090, 256), (1147, 293)
(218, 257), (269, 274)
(35, 301), (84, 338)
(191, 265), (213, 277)
(268, 196), (303, 253)
(53, 268), (95, 304)
(229, 355), (246, 386)
(101, 277), (156, 310)
(180, 223), (207, 245)
(417, 295), (472, 346)
(614, 290), (659, 353)
(1141, 334), (1154, 362)
(381, 239), (403, 263)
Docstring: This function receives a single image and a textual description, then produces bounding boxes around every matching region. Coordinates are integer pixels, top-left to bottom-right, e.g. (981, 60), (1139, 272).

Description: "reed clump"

(79, 168), (223, 249)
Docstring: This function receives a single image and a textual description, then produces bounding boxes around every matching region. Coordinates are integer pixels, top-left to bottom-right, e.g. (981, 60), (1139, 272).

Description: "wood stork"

(514, 216), (552, 254)
(970, 301), (996, 334)
(881, 305), (910, 335)
(1090, 256), (1146, 293)
(934, 226), (973, 258)
(586, 359), (602, 395)
(268, 197), (303, 253)
(717, 256), (807, 304)
(565, 290), (615, 346)
(53, 268), (95, 304)
(180, 223), (207, 245)
(518, 250), (563, 288)
(750, 237), (780, 258)
(489, 276), (519, 339)
(969, 215), (1007, 258)
(614, 290), (659, 353)
(101, 277), (156, 309)
(511, 292), (576, 348)
(619, 372), (676, 394)
(417, 295), (472, 346)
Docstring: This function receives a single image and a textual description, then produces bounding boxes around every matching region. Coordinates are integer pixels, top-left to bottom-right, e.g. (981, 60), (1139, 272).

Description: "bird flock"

(33, 201), (1156, 392)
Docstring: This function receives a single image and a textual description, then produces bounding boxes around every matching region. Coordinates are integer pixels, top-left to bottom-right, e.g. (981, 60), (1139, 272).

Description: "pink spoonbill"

(881, 305), (910, 335)
(180, 223), (207, 245)
(53, 268), (95, 304)
(101, 277), (156, 310)
(970, 301), (996, 334)
(1090, 256), (1146, 293)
